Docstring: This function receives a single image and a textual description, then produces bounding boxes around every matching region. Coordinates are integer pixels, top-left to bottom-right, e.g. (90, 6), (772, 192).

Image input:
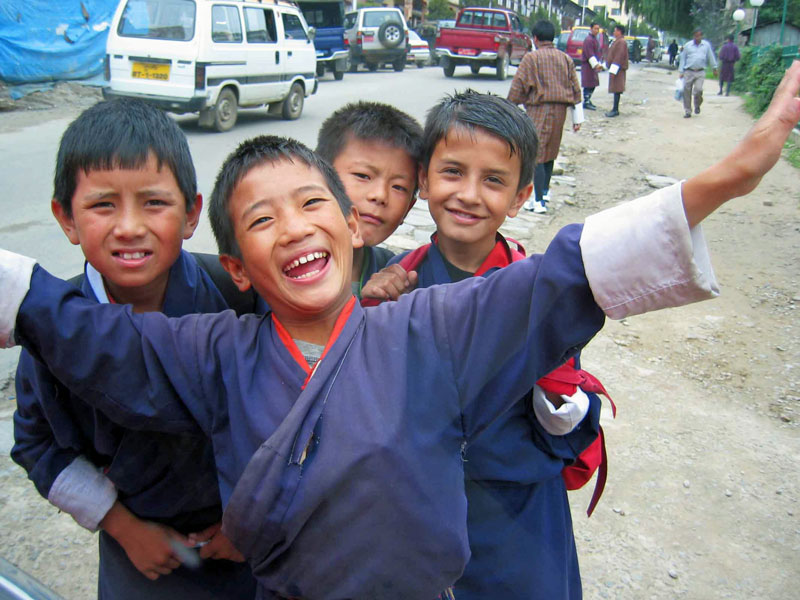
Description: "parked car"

(636, 36), (662, 62)
(625, 35), (642, 63)
(435, 7), (532, 80)
(344, 7), (409, 72)
(298, 0), (349, 80)
(556, 30), (570, 52)
(103, 0), (317, 132)
(407, 30), (431, 68)
(565, 26), (609, 66)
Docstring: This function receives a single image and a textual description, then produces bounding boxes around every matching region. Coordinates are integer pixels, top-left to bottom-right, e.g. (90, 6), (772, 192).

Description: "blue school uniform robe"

(389, 235), (599, 599)
(11, 250), (256, 600)
(15, 225), (606, 600)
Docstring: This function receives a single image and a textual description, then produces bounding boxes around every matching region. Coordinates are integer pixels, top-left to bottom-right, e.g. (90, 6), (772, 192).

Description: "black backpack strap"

(192, 252), (258, 317)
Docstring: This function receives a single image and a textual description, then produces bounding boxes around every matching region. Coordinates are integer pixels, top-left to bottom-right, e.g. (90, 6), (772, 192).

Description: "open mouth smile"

(283, 251), (330, 280)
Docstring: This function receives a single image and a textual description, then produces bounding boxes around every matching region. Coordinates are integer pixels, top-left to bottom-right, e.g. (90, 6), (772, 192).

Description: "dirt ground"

(0, 66), (798, 599)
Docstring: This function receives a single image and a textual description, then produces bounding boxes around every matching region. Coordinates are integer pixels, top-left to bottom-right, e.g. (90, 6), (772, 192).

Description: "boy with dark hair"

(1, 63), (798, 600)
(10, 99), (256, 600)
(316, 101), (423, 297)
(363, 90), (601, 599)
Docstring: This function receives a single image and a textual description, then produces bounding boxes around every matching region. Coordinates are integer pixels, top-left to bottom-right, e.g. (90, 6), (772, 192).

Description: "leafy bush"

(743, 45), (785, 116)
(731, 45), (756, 93)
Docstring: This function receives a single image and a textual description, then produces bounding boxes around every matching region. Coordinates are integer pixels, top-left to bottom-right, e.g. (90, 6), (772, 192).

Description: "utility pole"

(780, 0), (788, 45)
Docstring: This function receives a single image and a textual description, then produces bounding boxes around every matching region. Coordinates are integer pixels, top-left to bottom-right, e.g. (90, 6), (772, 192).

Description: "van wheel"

(378, 21), (404, 49)
(367, 62), (378, 72)
(334, 69), (345, 81)
(213, 89), (237, 132)
(281, 82), (304, 120)
(442, 58), (455, 78)
(392, 57), (405, 72)
(470, 64), (480, 75)
(495, 54), (508, 81)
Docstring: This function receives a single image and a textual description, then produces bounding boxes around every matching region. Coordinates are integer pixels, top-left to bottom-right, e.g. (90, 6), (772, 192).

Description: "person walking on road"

(668, 39), (679, 67)
(507, 20), (582, 213)
(679, 28), (718, 118)
(581, 22), (605, 110)
(646, 36), (656, 62)
(605, 25), (628, 118)
(718, 35), (740, 96)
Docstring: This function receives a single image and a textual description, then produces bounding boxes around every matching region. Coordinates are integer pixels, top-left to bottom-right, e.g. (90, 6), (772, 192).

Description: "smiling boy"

(316, 102), (423, 297)
(1, 63), (799, 600)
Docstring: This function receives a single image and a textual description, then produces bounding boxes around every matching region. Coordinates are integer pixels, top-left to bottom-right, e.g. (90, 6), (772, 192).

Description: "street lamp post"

(750, 0), (764, 46)
(780, 0), (788, 45)
(732, 7), (745, 40)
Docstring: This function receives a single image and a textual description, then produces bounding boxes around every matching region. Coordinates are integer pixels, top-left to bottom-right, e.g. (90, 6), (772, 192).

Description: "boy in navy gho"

(361, 90), (602, 600)
(316, 101), (423, 298)
(9, 100), (256, 599)
(2, 62), (798, 599)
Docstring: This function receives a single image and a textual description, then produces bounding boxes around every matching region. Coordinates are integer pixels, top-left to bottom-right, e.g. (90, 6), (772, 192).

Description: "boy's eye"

(248, 216), (271, 229)
(392, 184), (409, 193)
(89, 201), (114, 209)
(442, 167), (461, 176)
(485, 176), (504, 185)
(304, 197), (326, 207)
(353, 172), (370, 181)
(145, 199), (168, 207)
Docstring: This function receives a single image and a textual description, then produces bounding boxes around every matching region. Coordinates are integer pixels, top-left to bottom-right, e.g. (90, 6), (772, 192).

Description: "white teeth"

(283, 251), (328, 272)
(290, 269), (321, 280)
(120, 252), (146, 260)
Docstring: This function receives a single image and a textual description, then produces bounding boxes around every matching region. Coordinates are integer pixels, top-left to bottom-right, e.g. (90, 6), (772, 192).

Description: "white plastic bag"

(674, 78), (684, 101)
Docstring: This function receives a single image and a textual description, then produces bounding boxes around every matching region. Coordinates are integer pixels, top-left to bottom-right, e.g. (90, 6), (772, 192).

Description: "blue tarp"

(0, 1), (119, 84)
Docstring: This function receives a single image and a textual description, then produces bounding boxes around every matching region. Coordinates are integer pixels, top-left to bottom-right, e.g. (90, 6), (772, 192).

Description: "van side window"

(211, 5), (243, 43)
(244, 7), (276, 43)
(282, 13), (308, 41)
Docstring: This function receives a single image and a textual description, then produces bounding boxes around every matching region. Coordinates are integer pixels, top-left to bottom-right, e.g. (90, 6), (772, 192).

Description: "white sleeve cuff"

(588, 56), (599, 68)
(0, 249), (36, 348)
(609, 63), (620, 75)
(48, 456), (118, 532)
(581, 182), (719, 319)
(532, 384), (590, 436)
(571, 103), (585, 125)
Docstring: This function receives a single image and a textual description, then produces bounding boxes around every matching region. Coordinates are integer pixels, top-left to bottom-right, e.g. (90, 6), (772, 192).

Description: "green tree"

(528, 6), (560, 35)
(427, 0), (455, 21)
(624, 0), (695, 34)
(758, 0), (800, 28)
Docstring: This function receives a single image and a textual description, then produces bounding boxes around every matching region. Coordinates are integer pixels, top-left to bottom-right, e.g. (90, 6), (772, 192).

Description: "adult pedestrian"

(605, 24), (628, 118)
(668, 39), (679, 66)
(580, 22), (605, 110)
(646, 36), (656, 62)
(507, 20), (582, 213)
(718, 34), (740, 96)
(679, 28), (718, 118)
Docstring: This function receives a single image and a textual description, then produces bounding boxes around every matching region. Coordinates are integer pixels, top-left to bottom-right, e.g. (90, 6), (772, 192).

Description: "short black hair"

(590, 22), (599, 28)
(532, 20), (555, 42)
(615, 25), (626, 36)
(316, 101), (423, 166)
(53, 99), (197, 217)
(209, 136), (351, 257)
(726, 34), (734, 42)
(422, 90), (537, 192)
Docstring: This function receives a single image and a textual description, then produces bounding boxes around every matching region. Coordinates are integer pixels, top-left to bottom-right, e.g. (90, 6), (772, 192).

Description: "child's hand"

(361, 265), (419, 301)
(682, 61), (800, 227)
(101, 502), (187, 580)
(187, 522), (246, 562)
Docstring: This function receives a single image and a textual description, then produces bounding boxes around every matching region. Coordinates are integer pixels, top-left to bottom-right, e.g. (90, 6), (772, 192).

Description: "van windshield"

(570, 29), (589, 42)
(118, 0), (196, 41)
(362, 10), (400, 28)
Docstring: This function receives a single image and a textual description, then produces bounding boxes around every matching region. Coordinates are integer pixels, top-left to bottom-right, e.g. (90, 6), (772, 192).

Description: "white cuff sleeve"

(0, 249), (36, 348)
(48, 456), (118, 532)
(532, 385), (590, 436)
(588, 56), (599, 68)
(581, 182), (719, 319)
(609, 63), (620, 75)
(571, 103), (585, 126)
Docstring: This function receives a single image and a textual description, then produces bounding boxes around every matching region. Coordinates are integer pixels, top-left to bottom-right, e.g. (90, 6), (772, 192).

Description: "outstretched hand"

(682, 61), (800, 227)
(361, 264), (418, 302)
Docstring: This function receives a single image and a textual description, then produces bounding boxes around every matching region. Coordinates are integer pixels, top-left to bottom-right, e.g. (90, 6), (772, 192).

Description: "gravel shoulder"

(0, 65), (798, 599)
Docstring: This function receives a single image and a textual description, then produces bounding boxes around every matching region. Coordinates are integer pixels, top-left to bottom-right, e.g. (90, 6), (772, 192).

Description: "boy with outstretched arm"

(9, 99), (256, 599)
(1, 63), (798, 600)
(316, 101), (423, 298)
(362, 90), (602, 599)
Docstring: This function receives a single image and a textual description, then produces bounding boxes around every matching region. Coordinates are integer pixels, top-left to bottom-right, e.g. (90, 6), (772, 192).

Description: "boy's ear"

(417, 168), (429, 201)
(51, 199), (80, 245)
(182, 194), (203, 240)
(507, 183), (533, 218)
(219, 254), (253, 292)
(348, 206), (364, 249)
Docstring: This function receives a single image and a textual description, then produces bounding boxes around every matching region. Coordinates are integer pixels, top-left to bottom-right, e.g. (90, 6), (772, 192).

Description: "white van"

(104, 0), (318, 131)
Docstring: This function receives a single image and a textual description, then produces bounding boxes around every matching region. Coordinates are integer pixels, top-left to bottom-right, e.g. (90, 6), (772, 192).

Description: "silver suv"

(344, 7), (408, 72)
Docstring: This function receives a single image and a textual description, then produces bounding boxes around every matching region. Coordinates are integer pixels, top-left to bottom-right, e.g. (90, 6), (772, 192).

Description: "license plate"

(131, 62), (170, 81)
(363, 35), (374, 42)
(457, 48), (478, 56)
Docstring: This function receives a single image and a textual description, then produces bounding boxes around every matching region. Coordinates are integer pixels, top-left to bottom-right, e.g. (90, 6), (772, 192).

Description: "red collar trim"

(474, 236), (526, 276)
(272, 296), (357, 388)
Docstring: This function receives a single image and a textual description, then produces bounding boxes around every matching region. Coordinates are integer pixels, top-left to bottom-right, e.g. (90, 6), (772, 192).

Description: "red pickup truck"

(435, 7), (532, 80)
